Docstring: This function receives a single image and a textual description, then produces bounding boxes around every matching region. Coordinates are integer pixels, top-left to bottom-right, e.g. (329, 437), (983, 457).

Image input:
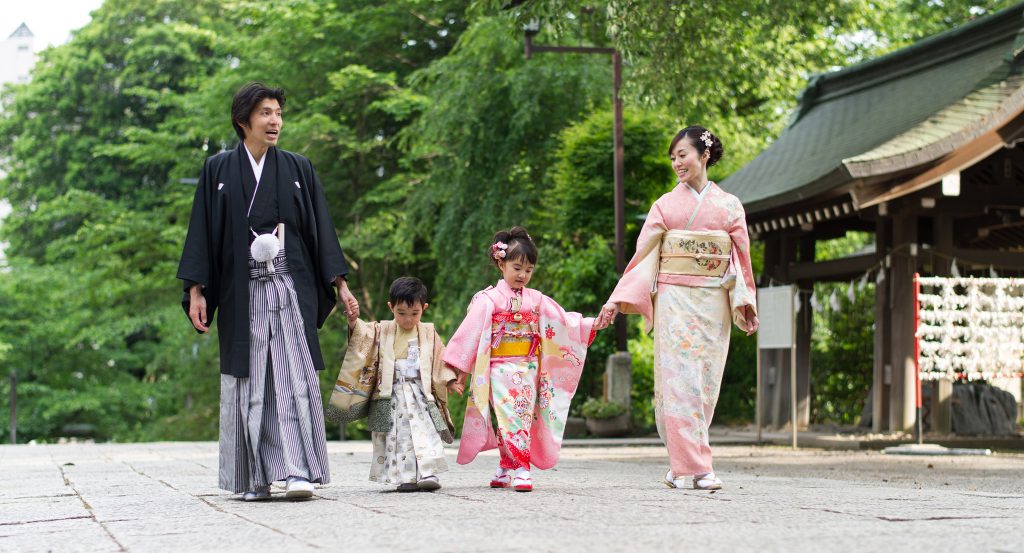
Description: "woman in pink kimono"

(595, 126), (758, 491)
(445, 227), (598, 492)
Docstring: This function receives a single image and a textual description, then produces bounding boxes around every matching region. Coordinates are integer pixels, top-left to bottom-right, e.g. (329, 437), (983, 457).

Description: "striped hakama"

(218, 251), (330, 493)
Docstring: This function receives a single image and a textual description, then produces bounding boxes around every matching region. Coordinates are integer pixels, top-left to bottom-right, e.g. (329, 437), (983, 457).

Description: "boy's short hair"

(389, 276), (429, 306)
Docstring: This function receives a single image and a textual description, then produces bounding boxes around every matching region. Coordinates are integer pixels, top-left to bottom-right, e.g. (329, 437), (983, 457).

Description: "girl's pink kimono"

(607, 181), (757, 477)
(445, 280), (596, 470)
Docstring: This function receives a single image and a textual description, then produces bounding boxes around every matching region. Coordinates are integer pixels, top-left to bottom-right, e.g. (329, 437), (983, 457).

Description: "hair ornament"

(699, 130), (713, 149)
(491, 241), (508, 260)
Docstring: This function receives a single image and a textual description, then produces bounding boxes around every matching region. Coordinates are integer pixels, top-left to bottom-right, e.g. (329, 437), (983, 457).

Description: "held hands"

(335, 277), (360, 321)
(188, 284), (209, 333)
(446, 372), (468, 395)
(594, 302), (618, 330)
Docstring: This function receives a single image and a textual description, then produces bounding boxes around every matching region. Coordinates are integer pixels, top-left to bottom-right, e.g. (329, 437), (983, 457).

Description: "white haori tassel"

(251, 228), (281, 274)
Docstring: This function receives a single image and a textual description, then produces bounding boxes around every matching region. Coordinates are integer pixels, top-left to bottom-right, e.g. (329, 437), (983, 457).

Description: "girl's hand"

(446, 379), (465, 395)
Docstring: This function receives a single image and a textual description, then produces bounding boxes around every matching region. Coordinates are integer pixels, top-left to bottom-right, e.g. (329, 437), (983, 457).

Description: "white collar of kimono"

(681, 180), (712, 199)
(243, 143), (266, 186)
(496, 279), (523, 295)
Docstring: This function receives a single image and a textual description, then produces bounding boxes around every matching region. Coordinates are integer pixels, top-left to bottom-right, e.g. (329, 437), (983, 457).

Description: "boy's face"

(388, 300), (427, 331)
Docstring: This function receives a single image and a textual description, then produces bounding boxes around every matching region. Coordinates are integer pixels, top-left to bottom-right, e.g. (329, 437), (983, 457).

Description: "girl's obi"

(490, 311), (540, 358)
(659, 230), (732, 278)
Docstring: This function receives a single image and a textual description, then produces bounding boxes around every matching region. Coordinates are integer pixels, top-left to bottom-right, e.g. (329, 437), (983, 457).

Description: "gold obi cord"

(490, 312), (540, 357)
(659, 230), (732, 277)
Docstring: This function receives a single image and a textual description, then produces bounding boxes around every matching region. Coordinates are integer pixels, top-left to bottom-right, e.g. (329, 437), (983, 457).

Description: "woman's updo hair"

(489, 226), (538, 267)
(668, 125), (724, 167)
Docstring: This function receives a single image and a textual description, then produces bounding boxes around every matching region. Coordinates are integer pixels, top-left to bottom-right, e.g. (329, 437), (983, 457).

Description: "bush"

(581, 397), (627, 419)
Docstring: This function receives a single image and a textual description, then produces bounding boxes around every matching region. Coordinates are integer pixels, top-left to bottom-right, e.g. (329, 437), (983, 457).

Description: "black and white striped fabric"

(217, 250), (330, 493)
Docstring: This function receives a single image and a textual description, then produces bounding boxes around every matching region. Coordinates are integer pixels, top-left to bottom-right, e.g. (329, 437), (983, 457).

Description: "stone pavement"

(2, 440), (1023, 553)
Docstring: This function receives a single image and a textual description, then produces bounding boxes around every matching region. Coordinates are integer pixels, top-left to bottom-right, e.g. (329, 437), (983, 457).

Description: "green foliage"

(1, 0), (1012, 443)
(581, 397), (626, 419)
(810, 232), (876, 424)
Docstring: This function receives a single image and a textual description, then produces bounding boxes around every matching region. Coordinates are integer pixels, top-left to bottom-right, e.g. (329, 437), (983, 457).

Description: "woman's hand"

(595, 302), (619, 330)
(743, 306), (759, 336)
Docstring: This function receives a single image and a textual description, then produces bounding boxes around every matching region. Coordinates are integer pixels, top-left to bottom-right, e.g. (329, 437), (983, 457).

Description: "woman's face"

(669, 136), (708, 186)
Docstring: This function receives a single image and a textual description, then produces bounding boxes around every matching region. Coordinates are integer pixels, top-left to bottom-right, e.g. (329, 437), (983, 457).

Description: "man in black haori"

(177, 82), (360, 501)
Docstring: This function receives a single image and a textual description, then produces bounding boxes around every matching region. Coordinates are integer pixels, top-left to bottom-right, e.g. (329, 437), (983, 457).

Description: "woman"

(594, 126), (758, 491)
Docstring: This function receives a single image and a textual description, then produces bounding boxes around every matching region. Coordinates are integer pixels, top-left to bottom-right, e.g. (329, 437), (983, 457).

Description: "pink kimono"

(608, 181), (757, 477)
(445, 280), (596, 470)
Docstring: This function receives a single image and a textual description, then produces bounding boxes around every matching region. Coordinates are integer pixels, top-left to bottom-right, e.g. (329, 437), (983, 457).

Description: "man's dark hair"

(231, 82), (286, 140)
(389, 276), (429, 306)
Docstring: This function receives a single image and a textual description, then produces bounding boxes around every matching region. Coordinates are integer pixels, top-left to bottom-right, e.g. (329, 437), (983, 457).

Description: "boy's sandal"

(693, 472), (723, 490)
(417, 476), (441, 491)
(397, 482), (420, 492)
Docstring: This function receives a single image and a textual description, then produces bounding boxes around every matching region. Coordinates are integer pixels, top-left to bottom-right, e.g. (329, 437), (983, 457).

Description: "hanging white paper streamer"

(858, 271), (869, 291)
(950, 257), (960, 278)
(829, 289), (842, 312)
(846, 280), (856, 302)
(916, 276), (1024, 381)
(875, 267), (886, 284)
(810, 291), (822, 313)
(989, 265), (999, 278)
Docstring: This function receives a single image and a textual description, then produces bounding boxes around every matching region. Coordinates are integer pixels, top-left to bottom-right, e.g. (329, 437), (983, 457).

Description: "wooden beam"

(950, 247), (1024, 269)
(788, 253), (876, 281)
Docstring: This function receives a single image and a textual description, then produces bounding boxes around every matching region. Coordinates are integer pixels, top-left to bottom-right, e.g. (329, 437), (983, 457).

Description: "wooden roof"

(722, 3), (1024, 216)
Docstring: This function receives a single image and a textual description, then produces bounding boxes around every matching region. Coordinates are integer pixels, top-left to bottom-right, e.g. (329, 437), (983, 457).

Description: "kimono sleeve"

(176, 157), (217, 330)
(725, 197), (757, 329)
(442, 291), (491, 373)
(305, 158), (349, 286)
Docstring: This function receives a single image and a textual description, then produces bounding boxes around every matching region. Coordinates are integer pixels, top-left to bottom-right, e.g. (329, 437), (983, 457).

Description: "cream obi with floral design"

(659, 230), (732, 277)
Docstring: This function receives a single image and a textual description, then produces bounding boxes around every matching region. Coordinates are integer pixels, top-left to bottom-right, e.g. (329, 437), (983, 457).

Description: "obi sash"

(659, 230), (732, 277)
(490, 311), (540, 357)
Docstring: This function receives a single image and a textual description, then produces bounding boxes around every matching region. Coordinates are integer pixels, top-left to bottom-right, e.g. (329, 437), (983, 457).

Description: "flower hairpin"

(699, 130), (713, 148)
(492, 241), (508, 260)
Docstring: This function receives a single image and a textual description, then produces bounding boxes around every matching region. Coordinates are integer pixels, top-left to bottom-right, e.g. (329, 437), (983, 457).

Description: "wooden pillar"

(930, 213), (954, 435)
(889, 210), (918, 432)
(795, 236), (815, 429)
(760, 234), (781, 428)
(873, 215), (891, 432)
(768, 234), (798, 429)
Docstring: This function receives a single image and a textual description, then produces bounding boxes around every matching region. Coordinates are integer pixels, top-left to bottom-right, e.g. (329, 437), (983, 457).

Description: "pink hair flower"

(491, 241), (508, 260)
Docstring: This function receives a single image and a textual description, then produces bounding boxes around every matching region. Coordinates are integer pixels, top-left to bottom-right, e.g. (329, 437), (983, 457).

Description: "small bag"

(325, 325), (380, 423)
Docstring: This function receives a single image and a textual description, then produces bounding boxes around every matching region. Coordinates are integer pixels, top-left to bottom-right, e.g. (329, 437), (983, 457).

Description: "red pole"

(913, 273), (922, 444)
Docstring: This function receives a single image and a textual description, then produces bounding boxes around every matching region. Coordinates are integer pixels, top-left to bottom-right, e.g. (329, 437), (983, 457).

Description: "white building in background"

(0, 23), (36, 86)
(1, 24), (35, 264)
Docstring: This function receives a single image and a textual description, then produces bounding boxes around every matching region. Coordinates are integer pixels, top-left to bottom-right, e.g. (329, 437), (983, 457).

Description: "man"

(177, 82), (359, 501)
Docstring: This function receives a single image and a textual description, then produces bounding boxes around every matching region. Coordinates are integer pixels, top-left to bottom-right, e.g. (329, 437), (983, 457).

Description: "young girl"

(445, 227), (599, 492)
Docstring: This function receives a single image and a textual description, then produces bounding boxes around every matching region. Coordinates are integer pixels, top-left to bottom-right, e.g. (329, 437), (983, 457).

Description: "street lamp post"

(523, 27), (628, 353)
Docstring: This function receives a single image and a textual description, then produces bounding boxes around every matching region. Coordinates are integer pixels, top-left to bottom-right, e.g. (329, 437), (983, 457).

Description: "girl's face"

(498, 257), (534, 290)
(669, 136), (709, 186)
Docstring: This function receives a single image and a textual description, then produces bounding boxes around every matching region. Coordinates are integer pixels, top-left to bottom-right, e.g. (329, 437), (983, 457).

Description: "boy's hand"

(447, 379), (465, 395)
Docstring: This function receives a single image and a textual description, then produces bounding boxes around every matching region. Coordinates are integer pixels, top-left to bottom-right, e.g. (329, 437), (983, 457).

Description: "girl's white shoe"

(489, 467), (511, 488)
(512, 468), (532, 492)
(693, 472), (723, 490)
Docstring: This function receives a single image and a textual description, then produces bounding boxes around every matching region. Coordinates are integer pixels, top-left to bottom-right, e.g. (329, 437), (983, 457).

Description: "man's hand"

(188, 284), (209, 333)
(335, 277), (359, 319)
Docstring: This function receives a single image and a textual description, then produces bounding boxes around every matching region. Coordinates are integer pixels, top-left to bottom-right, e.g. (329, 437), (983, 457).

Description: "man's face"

(241, 98), (282, 148)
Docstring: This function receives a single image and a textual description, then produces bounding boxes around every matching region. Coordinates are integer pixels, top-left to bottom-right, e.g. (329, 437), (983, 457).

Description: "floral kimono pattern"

(608, 182), (757, 477)
(444, 280), (596, 470)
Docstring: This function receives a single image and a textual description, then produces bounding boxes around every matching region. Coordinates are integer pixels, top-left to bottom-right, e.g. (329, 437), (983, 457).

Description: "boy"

(342, 277), (463, 491)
